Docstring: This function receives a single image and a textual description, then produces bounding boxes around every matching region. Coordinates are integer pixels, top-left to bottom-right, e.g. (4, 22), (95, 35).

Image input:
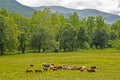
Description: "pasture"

(0, 50), (120, 80)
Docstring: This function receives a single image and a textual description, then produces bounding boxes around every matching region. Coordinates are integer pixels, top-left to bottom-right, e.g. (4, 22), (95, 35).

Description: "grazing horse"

(30, 64), (34, 67)
(56, 66), (62, 69)
(43, 63), (50, 71)
(43, 66), (49, 71)
(51, 67), (58, 71)
(62, 65), (68, 70)
(80, 66), (86, 69)
(67, 66), (76, 71)
(35, 69), (42, 73)
(49, 64), (61, 71)
(91, 66), (101, 69)
(91, 66), (97, 69)
(26, 70), (33, 73)
(43, 63), (50, 67)
(79, 66), (86, 72)
(86, 68), (96, 72)
(50, 64), (55, 70)
(75, 67), (80, 70)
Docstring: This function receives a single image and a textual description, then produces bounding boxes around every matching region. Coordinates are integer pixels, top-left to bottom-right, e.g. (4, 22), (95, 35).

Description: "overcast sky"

(16, 0), (120, 15)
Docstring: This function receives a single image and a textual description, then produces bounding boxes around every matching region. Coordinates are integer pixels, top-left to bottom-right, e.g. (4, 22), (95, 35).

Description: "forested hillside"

(0, 0), (120, 24)
(0, 0), (34, 16)
(0, 8), (120, 54)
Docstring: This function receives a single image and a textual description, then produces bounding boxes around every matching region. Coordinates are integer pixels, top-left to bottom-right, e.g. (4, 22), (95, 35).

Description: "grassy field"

(0, 50), (120, 80)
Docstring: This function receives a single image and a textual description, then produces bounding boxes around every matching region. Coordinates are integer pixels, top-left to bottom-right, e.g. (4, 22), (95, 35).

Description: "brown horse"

(30, 64), (34, 67)
(51, 67), (58, 71)
(86, 68), (96, 72)
(26, 70), (33, 73)
(35, 69), (42, 73)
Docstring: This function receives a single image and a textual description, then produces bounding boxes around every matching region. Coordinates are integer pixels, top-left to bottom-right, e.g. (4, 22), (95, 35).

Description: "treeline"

(0, 8), (120, 54)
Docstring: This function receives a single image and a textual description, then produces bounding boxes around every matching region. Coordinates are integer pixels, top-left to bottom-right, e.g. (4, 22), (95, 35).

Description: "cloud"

(118, 3), (120, 7)
(16, 0), (61, 7)
(90, 0), (120, 15)
(60, 0), (103, 9)
(16, 0), (120, 15)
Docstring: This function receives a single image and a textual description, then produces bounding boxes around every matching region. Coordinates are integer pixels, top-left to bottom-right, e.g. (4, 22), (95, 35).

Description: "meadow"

(0, 50), (120, 80)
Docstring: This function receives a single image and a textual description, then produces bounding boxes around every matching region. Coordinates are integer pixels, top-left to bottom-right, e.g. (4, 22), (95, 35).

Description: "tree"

(5, 17), (20, 52)
(77, 27), (88, 49)
(69, 12), (80, 29)
(0, 8), (20, 53)
(50, 12), (61, 34)
(30, 27), (50, 53)
(0, 15), (8, 54)
(111, 20), (120, 39)
(110, 30), (119, 40)
(86, 16), (95, 47)
(0, 8), (9, 17)
(13, 16), (30, 54)
(58, 26), (77, 51)
(31, 8), (62, 52)
(92, 16), (109, 49)
(93, 29), (109, 49)
(109, 40), (120, 52)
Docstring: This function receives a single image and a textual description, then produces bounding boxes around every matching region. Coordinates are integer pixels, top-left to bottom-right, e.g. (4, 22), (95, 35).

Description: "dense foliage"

(0, 8), (120, 54)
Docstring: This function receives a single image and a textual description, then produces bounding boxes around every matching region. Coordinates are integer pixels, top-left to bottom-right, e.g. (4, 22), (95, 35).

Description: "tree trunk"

(0, 50), (4, 55)
(22, 45), (25, 54)
(22, 48), (25, 53)
(38, 47), (41, 53)
(43, 48), (45, 53)
(38, 44), (41, 53)
(64, 48), (65, 52)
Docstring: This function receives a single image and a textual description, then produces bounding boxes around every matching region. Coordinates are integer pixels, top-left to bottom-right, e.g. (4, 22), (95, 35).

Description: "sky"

(16, 0), (120, 15)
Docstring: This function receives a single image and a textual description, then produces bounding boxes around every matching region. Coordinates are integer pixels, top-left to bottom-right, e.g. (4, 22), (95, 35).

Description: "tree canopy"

(0, 8), (120, 54)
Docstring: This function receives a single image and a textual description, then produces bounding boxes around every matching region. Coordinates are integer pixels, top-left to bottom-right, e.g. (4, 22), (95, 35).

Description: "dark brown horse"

(26, 70), (33, 73)
(35, 69), (42, 73)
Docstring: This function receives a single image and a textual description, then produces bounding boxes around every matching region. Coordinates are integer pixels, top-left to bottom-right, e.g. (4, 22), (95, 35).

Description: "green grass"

(0, 50), (120, 80)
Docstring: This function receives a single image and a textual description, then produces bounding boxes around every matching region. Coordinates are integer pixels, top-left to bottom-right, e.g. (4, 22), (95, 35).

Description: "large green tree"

(77, 27), (88, 49)
(30, 27), (51, 53)
(111, 20), (120, 39)
(12, 14), (30, 53)
(0, 8), (9, 17)
(69, 12), (80, 29)
(58, 26), (76, 51)
(5, 17), (20, 52)
(86, 16), (95, 47)
(92, 16), (109, 49)
(0, 15), (8, 54)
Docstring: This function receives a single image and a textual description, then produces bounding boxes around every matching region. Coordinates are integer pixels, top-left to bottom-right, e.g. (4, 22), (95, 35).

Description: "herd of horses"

(26, 63), (100, 73)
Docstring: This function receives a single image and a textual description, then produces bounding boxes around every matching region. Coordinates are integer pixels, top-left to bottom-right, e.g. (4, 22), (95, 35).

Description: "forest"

(0, 8), (120, 54)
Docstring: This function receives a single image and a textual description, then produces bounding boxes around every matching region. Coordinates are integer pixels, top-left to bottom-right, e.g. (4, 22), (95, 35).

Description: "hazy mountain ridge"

(33, 6), (120, 24)
(0, 0), (120, 24)
(0, 0), (34, 17)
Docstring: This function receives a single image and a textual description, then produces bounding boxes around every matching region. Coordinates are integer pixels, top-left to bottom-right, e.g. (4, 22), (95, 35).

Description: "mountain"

(33, 6), (120, 24)
(0, 0), (119, 24)
(0, 0), (34, 17)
